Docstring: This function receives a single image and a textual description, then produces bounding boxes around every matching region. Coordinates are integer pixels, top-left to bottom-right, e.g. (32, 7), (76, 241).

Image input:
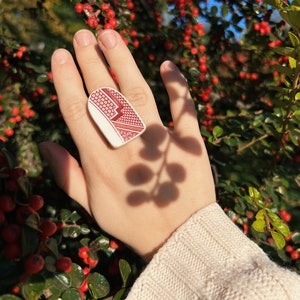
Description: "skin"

(39, 29), (216, 261)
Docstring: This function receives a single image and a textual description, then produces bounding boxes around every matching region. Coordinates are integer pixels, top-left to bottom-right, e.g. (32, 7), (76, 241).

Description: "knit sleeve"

(126, 203), (300, 300)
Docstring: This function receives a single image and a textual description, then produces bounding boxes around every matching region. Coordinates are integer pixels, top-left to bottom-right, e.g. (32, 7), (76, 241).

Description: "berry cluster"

(0, 149), (75, 283)
(75, 1), (118, 30)
(0, 145), (132, 298)
(227, 204), (299, 264)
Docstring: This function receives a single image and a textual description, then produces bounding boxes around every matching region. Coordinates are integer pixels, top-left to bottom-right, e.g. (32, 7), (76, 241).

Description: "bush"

(0, 0), (299, 299)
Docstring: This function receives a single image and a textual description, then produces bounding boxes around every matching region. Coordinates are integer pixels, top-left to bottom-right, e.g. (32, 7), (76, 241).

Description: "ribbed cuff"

(126, 203), (300, 299)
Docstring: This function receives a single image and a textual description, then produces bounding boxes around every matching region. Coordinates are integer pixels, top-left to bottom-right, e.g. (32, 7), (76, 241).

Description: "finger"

(73, 30), (117, 93)
(160, 61), (199, 137)
(97, 30), (161, 125)
(51, 48), (109, 152)
(39, 142), (90, 213)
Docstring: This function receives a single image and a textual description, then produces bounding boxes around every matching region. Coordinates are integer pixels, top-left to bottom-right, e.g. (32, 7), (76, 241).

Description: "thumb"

(39, 141), (90, 213)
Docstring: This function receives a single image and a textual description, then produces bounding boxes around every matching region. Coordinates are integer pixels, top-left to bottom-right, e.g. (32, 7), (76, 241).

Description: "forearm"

(126, 203), (300, 299)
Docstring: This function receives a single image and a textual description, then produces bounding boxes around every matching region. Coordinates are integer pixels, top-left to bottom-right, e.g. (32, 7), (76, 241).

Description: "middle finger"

(73, 29), (117, 93)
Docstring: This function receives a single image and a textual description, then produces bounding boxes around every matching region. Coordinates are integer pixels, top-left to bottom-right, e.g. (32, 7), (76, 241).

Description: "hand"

(39, 29), (216, 261)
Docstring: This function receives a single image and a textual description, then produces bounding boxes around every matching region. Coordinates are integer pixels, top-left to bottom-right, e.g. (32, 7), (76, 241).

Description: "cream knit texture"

(126, 203), (300, 299)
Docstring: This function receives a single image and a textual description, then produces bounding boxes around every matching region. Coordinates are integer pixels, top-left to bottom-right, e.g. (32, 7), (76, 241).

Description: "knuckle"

(126, 86), (150, 107)
(61, 97), (87, 122)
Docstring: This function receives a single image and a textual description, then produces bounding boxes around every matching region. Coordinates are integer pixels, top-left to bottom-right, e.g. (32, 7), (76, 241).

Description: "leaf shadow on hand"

(125, 124), (202, 207)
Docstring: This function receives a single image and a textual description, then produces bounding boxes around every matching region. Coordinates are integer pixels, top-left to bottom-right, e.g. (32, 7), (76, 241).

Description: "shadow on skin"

(126, 124), (202, 207)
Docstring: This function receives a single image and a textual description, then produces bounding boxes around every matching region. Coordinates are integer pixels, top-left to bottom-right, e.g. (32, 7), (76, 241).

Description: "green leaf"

(21, 275), (45, 300)
(69, 211), (82, 223)
(255, 209), (266, 220)
(24, 62), (47, 73)
(275, 223), (290, 238)
(295, 92), (300, 100)
(37, 74), (49, 83)
(21, 226), (39, 257)
(54, 273), (71, 288)
(45, 255), (56, 272)
(61, 288), (82, 300)
(288, 31), (300, 47)
(119, 259), (132, 287)
(211, 5), (218, 16)
(272, 64), (294, 78)
(267, 211), (281, 223)
(292, 232), (300, 244)
(272, 46), (295, 57)
(44, 238), (60, 257)
(62, 226), (81, 238)
(80, 224), (91, 235)
(213, 125), (223, 138)
(87, 272), (110, 298)
(289, 56), (297, 69)
(248, 187), (261, 200)
(69, 263), (85, 288)
(113, 288), (128, 300)
(221, 4), (229, 17)
(271, 231), (286, 249)
(252, 219), (266, 232)
(60, 209), (72, 222)
(293, 110), (300, 116)
(92, 234), (110, 251)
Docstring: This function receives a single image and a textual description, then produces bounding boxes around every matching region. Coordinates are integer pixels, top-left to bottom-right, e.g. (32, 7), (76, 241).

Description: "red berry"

(79, 278), (88, 292)
(82, 3), (93, 13)
(82, 267), (90, 276)
(279, 209), (292, 222)
(75, 3), (84, 13)
(190, 47), (198, 55)
(11, 285), (20, 295)
(28, 194), (44, 211)
(0, 194), (16, 213)
(109, 240), (119, 250)
(2, 224), (22, 243)
(285, 245), (293, 253)
(78, 247), (89, 259)
(5, 179), (19, 192)
(198, 44), (206, 53)
(108, 18), (117, 28)
(164, 41), (173, 50)
(290, 250), (300, 260)
(101, 3), (110, 11)
(55, 257), (72, 272)
(87, 17), (99, 29)
(4, 128), (14, 137)
(24, 254), (45, 274)
(211, 76), (219, 85)
(87, 256), (98, 267)
(4, 242), (22, 260)
(39, 219), (57, 239)
(10, 167), (26, 180)
(107, 9), (115, 19)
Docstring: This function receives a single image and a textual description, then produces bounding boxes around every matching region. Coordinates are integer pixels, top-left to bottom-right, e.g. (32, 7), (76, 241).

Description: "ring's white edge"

(88, 102), (123, 148)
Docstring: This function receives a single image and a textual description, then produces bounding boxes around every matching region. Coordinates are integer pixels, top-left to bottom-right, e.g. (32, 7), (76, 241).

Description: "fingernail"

(99, 30), (117, 49)
(53, 50), (68, 64)
(164, 60), (177, 71)
(75, 30), (94, 46)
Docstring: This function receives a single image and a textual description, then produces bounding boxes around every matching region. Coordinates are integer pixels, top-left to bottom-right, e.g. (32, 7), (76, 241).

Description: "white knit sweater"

(126, 203), (300, 299)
